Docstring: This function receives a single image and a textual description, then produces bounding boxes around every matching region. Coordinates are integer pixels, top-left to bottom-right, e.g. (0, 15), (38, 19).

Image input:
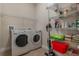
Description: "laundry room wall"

(0, 4), (3, 55)
(35, 3), (54, 50)
(0, 3), (36, 55)
(0, 15), (1, 49)
(0, 16), (2, 50)
(0, 16), (2, 55)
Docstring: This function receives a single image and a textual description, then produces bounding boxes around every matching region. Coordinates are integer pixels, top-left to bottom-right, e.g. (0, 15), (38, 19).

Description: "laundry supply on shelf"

(50, 34), (65, 41)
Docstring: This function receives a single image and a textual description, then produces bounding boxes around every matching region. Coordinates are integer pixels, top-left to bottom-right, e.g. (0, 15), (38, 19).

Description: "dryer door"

(33, 34), (40, 43)
(15, 34), (28, 47)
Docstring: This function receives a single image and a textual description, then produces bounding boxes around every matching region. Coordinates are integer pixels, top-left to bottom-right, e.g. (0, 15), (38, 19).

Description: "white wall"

(0, 15), (2, 49)
(0, 4), (2, 51)
(2, 3), (36, 20)
(36, 3), (53, 50)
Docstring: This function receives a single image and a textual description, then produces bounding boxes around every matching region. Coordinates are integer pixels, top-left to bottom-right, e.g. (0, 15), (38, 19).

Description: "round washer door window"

(33, 34), (40, 42)
(15, 34), (28, 47)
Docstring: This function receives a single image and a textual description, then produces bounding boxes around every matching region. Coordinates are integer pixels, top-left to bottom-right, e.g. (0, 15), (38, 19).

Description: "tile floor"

(3, 47), (79, 56)
(23, 48), (47, 56)
(3, 48), (47, 56)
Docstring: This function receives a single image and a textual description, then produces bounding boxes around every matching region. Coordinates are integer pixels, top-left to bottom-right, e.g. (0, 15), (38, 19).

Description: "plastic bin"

(51, 41), (69, 54)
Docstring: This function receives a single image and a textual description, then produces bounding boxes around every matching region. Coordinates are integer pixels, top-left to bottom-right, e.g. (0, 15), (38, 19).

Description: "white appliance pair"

(11, 29), (42, 56)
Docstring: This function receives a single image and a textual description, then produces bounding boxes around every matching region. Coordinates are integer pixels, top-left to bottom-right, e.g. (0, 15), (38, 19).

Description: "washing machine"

(30, 31), (42, 50)
(11, 29), (32, 56)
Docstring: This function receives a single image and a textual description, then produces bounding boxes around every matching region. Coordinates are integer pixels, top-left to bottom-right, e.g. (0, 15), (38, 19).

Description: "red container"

(72, 48), (79, 54)
(51, 41), (69, 54)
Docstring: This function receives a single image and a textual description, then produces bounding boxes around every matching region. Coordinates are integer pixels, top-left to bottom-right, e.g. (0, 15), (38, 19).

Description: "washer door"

(33, 34), (40, 43)
(15, 34), (28, 47)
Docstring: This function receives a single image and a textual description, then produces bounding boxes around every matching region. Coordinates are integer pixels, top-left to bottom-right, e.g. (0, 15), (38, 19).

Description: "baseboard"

(0, 47), (10, 56)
